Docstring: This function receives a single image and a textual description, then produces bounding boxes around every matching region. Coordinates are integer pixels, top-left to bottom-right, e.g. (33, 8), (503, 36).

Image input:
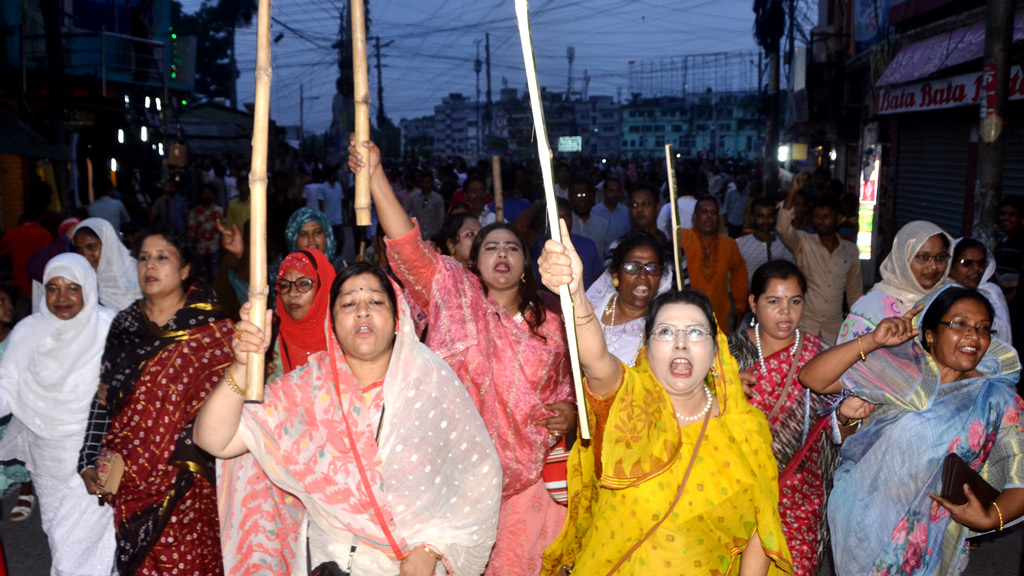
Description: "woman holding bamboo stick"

(196, 262), (501, 575)
(349, 137), (576, 575)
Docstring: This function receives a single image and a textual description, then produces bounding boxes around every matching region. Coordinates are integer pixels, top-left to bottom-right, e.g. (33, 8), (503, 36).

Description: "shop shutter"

(895, 110), (973, 234)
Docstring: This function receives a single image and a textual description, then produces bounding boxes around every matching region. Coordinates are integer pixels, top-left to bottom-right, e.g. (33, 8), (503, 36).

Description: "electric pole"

(485, 33), (492, 140)
(299, 84), (321, 155)
(475, 40), (482, 158)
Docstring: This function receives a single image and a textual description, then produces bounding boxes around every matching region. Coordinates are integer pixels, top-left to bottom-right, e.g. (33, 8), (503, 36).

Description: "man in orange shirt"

(677, 196), (748, 332)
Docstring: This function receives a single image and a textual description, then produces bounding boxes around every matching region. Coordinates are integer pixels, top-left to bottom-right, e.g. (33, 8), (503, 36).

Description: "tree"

(171, 0), (256, 106)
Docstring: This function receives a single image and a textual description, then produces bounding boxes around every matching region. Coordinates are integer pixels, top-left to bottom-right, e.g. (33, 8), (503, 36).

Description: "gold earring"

(521, 273), (526, 283)
(612, 277), (619, 288)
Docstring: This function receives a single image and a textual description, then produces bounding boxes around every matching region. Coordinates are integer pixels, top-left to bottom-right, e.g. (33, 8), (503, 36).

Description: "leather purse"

(940, 453), (999, 508)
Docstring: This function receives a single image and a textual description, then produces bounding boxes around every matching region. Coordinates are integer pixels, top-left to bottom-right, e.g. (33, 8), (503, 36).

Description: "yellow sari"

(543, 333), (793, 575)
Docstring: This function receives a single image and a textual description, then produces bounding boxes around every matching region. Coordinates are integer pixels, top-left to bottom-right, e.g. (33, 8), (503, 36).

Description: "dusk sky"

(178, 0), (816, 131)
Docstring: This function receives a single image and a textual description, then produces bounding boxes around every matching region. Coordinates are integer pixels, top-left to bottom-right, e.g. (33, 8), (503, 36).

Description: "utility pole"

(566, 46), (575, 99)
(474, 40), (482, 158)
(299, 84), (321, 155)
(973, 0), (1014, 249)
(485, 33), (492, 139)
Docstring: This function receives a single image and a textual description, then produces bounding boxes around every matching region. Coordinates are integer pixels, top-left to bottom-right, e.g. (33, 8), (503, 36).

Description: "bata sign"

(878, 65), (1024, 115)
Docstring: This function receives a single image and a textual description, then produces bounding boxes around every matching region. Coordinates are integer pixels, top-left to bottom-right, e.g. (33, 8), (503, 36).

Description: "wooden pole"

(515, 0), (589, 439)
(665, 145), (684, 291)
(244, 0), (272, 402)
(351, 0), (371, 226)
(492, 155), (504, 222)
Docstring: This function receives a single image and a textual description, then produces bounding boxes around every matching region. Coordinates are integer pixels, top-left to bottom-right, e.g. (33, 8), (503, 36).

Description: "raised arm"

(799, 305), (923, 394)
(194, 302), (272, 459)
(539, 219), (623, 395)
(347, 137), (414, 240)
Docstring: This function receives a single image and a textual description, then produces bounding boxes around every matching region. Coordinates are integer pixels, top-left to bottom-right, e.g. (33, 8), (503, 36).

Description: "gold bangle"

(225, 367), (245, 397)
(575, 313), (597, 326)
(419, 545), (443, 562)
(857, 337), (867, 362)
(839, 417), (861, 428)
(993, 501), (1004, 531)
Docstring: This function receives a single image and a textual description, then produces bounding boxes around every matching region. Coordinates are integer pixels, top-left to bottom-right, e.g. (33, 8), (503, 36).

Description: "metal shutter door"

(895, 111), (973, 234)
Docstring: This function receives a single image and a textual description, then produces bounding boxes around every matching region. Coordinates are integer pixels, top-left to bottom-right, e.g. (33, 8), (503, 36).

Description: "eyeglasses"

(957, 257), (987, 269)
(938, 320), (996, 338)
(912, 253), (950, 265)
(276, 277), (316, 295)
(621, 261), (663, 276)
(650, 325), (713, 343)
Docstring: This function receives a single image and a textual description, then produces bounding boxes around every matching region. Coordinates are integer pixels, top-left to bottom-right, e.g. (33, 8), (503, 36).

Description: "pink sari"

(387, 223), (573, 575)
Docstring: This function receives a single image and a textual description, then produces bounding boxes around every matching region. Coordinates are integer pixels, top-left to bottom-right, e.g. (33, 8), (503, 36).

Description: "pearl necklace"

(603, 294), (624, 346)
(676, 384), (713, 423)
(754, 322), (800, 377)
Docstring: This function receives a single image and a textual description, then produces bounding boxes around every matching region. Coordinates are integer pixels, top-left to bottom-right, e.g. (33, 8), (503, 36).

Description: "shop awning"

(0, 109), (70, 160)
(877, 11), (1024, 86)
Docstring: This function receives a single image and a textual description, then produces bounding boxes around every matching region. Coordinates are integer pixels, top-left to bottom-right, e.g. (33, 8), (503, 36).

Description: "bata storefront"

(880, 66), (1024, 235)
(875, 10), (1024, 235)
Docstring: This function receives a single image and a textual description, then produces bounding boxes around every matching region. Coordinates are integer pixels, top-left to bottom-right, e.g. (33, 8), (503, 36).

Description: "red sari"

(727, 331), (839, 576)
(101, 287), (234, 575)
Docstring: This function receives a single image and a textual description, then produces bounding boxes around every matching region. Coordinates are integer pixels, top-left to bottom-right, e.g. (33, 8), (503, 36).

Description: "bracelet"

(575, 313), (597, 326)
(225, 367), (246, 397)
(993, 501), (1004, 531)
(838, 417), (861, 428)
(857, 337), (867, 362)
(419, 545), (443, 562)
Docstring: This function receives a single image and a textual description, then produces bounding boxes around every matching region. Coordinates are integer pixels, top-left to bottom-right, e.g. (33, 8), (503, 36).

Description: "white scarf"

(0, 253), (115, 441)
(74, 218), (142, 311)
(875, 220), (954, 313)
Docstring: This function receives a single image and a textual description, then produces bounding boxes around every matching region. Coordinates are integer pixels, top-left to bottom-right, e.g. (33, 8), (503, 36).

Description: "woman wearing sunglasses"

(587, 231), (673, 366)
(217, 248), (336, 572)
(949, 237), (1011, 343)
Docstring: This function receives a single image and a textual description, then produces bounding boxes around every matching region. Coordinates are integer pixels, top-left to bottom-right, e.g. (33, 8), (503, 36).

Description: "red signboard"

(878, 66), (1024, 115)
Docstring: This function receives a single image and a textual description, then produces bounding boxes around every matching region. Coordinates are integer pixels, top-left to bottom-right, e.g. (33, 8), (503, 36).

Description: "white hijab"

(73, 218), (142, 311)
(952, 237), (1012, 342)
(0, 253), (116, 440)
(875, 220), (954, 313)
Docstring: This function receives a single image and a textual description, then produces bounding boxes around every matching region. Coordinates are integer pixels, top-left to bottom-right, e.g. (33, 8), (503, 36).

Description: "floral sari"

(829, 287), (1024, 576)
(100, 286), (234, 575)
(543, 334), (793, 575)
(729, 331), (839, 576)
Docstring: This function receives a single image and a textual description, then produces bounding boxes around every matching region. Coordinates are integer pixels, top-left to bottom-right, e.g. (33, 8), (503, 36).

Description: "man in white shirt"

(301, 167), (325, 210)
(736, 197), (795, 283)
(322, 164), (346, 252)
(656, 193), (697, 241)
(591, 177), (631, 242)
(569, 178), (613, 259)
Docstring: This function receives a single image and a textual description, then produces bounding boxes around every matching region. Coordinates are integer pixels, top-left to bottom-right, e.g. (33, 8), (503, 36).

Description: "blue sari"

(829, 287), (1024, 576)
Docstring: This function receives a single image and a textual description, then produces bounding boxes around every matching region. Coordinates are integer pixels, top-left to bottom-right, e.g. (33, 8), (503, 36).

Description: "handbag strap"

(606, 407), (712, 576)
(765, 335), (805, 423)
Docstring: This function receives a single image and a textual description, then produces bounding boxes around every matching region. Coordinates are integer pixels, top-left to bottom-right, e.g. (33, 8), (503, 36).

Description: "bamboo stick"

(244, 0), (272, 402)
(492, 155), (504, 222)
(665, 145), (684, 291)
(515, 0), (589, 440)
(351, 0), (371, 226)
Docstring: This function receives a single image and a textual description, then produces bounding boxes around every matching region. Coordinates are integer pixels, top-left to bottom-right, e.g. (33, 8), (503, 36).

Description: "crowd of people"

(0, 142), (1020, 576)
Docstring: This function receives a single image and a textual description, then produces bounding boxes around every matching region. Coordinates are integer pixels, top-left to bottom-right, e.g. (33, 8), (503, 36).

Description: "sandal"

(9, 494), (34, 522)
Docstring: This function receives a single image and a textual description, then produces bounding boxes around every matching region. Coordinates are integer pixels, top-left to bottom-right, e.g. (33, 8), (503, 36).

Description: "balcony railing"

(7, 26), (169, 96)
